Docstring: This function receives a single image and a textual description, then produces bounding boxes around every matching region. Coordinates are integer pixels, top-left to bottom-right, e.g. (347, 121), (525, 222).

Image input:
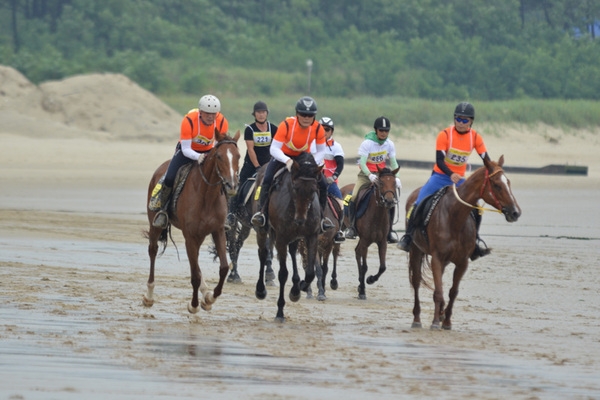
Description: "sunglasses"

(323, 127), (332, 132)
(455, 117), (471, 124)
(298, 113), (314, 118)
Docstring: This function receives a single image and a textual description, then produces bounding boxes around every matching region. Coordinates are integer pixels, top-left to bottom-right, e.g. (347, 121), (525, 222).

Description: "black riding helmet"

(373, 116), (391, 131)
(252, 101), (269, 116)
(319, 117), (334, 131)
(295, 96), (317, 115)
(454, 102), (475, 119)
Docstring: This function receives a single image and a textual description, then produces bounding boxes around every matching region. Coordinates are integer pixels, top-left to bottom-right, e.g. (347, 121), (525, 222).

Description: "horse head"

(210, 129), (241, 197)
(376, 166), (400, 209)
(482, 155), (521, 222)
(290, 153), (322, 225)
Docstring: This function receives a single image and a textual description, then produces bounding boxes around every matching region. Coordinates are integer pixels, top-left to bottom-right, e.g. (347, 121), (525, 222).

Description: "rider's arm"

(313, 142), (326, 166)
(436, 150), (454, 176)
(269, 139), (290, 164)
(332, 155), (344, 180)
(359, 155), (371, 176)
(181, 139), (201, 161)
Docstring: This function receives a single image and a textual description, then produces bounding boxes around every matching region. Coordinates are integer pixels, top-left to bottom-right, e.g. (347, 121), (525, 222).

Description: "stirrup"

(251, 212), (266, 228)
(152, 210), (169, 229)
(334, 230), (345, 243)
(387, 231), (399, 244)
(470, 239), (491, 261)
(397, 234), (412, 252)
(321, 217), (334, 232)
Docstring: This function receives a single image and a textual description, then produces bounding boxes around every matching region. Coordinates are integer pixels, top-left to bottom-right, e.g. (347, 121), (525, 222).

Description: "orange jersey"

(180, 109), (229, 152)
(274, 117), (325, 157)
(433, 126), (487, 176)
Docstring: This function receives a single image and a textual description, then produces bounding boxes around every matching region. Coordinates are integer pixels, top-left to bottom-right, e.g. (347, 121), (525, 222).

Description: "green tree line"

(2, 0), (600, 100)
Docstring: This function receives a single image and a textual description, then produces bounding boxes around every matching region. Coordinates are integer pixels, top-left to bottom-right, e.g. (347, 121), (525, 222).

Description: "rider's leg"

(318, 176), (334, 232)
(470, 209), (491, 261)
(150, 149), (187, 229)
(397, 203), (416, 251)
(387, 206), (398, 244)
(251, 159), (278, 228)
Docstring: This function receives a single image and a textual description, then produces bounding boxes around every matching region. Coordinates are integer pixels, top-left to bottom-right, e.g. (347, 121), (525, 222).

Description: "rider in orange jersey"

(397, 102), (491, 260)
(148, 94), (229, 230)
(251, 96), (334, 232)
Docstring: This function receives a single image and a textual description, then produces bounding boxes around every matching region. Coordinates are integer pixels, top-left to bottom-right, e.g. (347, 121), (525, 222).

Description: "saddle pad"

(355, 186), (375, 220)
(170, 163), (194, 213)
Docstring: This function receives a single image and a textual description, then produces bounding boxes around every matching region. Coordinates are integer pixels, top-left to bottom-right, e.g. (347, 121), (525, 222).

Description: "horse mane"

(294, 152), (318, 177)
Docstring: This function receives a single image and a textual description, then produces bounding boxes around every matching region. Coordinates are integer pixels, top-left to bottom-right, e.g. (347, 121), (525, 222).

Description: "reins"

(451, 168), (503, 214)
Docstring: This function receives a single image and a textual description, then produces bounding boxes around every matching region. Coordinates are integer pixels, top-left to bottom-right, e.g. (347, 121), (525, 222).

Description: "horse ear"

(214, 127), (224, 142)
(376, 165), (383, 173)
(317, 165), (324, 174)
(233, 130), (241, 142)
(498, 154), (505, 167)
(392, 167), (400, 175)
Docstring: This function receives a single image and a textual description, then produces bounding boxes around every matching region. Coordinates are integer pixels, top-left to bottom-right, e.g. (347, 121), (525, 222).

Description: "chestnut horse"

(254, 152), (324, 321)
(406, 155), (521, 330)
(143, 130), (241, 313)
(344, 167), (399, 300)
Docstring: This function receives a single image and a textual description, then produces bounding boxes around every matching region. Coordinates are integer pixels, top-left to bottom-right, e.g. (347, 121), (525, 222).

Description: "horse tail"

(408, 252), (434, 291)
(142, 226), (171, 257)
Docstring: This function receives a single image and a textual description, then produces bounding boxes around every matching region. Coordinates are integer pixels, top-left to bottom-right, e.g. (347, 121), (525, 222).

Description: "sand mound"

(0, 65), (181, 142)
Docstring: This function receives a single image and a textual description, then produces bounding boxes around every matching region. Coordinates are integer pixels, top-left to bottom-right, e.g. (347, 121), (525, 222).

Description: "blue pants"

(327, 181), (342, 199)
(416, 171), (465, 205)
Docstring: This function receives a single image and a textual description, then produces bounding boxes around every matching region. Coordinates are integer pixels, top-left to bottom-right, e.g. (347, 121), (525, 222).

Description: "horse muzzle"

(502, 206), (521, 223)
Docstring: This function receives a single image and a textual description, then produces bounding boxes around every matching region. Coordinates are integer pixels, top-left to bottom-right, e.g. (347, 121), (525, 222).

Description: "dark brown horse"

(254, 152), (324, 321)
(143, 130), (241, 313)
(344, 167), (399, 300)
(406, 155), (521, 330)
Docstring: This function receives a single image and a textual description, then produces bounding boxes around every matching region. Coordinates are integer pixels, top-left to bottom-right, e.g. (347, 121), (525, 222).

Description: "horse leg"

(254, 231), (269, 300)
(288, 241), (302, 302)
(442, 261), (468, 330)
(430, 257), (445, 330)
(355, 239), (368, 300)
(185, 236), (204, 314)
(321, 247), (330, 296)
(296, 240), (312, 299)
(206, 230), (229, 307)
(307, 236), (325, 301)
(366, 241), (387, 284)
(228, 224), (251, 284)
(275, 241), (289, 322)
(142, 229), (160, 307)
(409, 248), (424, 328)
(265, 237), (276, 285)
(330, 243), (340, 290)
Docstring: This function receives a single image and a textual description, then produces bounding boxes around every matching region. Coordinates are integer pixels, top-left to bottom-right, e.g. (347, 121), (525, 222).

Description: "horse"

(343, 167), (399, 300)
(254, 152), (324, 321)
(143, 130), (241, 313)
(224, 172), (276, 285)
(298, 192), (344, 299)
(406, 155), (521, 330)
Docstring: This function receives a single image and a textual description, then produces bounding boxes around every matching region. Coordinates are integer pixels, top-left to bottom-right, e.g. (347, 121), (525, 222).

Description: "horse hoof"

(187, 302), (200, 314)
(201, 301), (212, 312)
(411, 322), (422, 329)
(227, 274), (242, 284)
(358, 294), (366, 300)
(255, 289), (267, 300)
(289, 289), (301, 303)
(203, 291), (215, 305)
(142, 295), (154, 307)
(274, 316), (286, 323)
(330, 280), (338, 290)
(266, 270), (276, 282)
(306, 291), (313, 300)
(317, 294), (327, 302)
(366, 276), (376, 285)
(430, 323), (441, 330)
(442, 324), (452, 330)
(266, 279), (277, 287)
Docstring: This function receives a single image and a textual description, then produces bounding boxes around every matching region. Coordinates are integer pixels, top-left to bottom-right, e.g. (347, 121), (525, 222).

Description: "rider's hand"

(326, 176), (334, 185)
(368, 174), (378, 183)
(285, 159), (294, 172)
(395, 177), (402, 189)
(197, 153), (206, 165)
(450, 173), (461, 184)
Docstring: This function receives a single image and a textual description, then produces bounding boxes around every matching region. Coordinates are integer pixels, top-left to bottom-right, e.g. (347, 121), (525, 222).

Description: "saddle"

(166, 163), (195, 214)
(344, 186), (375, 220)
(413, 186), (448, 244)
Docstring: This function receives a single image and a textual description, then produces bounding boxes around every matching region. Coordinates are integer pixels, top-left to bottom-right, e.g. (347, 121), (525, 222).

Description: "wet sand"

(1, 134), (600, 399)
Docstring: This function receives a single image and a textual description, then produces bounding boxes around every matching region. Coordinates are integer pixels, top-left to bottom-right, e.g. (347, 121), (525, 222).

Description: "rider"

(226, 101), (277, 228)
(148, 94), (229, 230)
(344, 116), (402, 244)
(397, 101), (491, 261)
(319, 116), (346, 243)
(251, 96), (334, 233)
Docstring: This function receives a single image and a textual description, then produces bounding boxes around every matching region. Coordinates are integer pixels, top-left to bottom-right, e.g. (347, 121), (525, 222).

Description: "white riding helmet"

(198, 95), (221, 113)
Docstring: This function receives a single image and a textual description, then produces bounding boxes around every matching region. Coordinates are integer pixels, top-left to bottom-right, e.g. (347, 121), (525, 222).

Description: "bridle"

(452, 167), (504, 214)
(374, 173), (399, 208)
(198, 139), (238, 191)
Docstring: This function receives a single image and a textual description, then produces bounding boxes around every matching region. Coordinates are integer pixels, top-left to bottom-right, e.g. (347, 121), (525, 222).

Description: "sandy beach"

(1, 67), (599, 399)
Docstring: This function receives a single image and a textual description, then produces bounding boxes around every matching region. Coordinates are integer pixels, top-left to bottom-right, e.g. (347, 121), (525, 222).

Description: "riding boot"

(150, 182), (173, 229)
(344, 200), (357, 239)
(387, 207), (399, 244)
(333, 198), (345, 243)
(397, 204), (415, 252)
(251, 182), (270, 228)
(319, 188), (334, 232)
(470, 210), (491, 261)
